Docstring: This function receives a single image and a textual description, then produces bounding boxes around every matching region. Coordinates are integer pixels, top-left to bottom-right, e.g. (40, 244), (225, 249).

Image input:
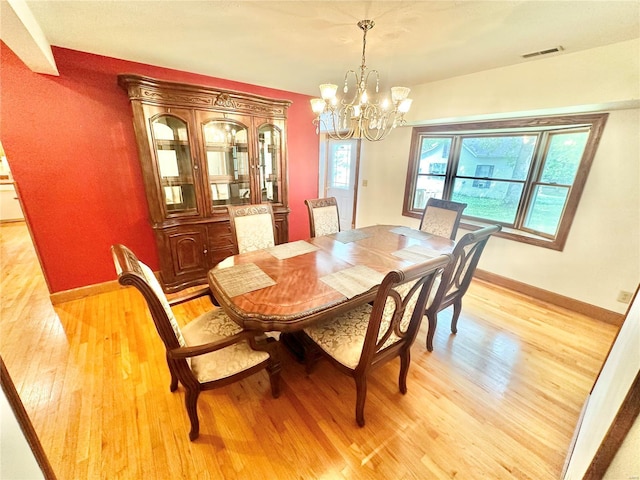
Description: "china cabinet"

(118, 74), (291, 292)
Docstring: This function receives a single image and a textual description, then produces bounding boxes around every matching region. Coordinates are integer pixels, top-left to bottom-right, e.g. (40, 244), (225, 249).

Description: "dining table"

(207, 225), (455, 341)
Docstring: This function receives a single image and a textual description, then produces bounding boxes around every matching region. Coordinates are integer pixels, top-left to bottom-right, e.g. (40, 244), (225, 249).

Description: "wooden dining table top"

(207, 224), (455, 332)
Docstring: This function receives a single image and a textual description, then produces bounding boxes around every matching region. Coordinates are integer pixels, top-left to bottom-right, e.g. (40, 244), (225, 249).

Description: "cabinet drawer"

(210, 246), (235, 264)
(208, 221), (234, 247)
(209, 221), (232, 234)
(210, 233), (234, 248)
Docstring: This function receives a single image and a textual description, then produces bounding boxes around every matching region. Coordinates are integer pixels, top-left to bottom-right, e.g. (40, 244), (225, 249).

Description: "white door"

(323, 138), (360, 231)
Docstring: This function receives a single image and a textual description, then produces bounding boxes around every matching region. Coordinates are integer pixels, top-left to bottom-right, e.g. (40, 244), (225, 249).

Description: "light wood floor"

(0, 221), (618, 479)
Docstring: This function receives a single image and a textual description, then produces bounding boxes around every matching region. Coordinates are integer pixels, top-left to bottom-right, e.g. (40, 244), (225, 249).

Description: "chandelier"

(310, 19), (413, 142)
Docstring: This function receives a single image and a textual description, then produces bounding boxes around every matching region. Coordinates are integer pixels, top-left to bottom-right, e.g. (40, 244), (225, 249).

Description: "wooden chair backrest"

(429, 224), (501, 312)
(305, 197), (340, 237)
(358, 254), (451, 371)
(227, 204), (276, 253)
(111, 244), (186, 352)
(419, 198), (467, 240)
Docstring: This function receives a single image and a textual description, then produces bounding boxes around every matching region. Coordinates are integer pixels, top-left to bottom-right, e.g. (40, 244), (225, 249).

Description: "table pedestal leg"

(279, 332), (313, 363)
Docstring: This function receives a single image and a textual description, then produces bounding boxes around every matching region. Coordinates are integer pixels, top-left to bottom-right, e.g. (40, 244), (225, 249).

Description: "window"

(330, 144), (352, 189)
(403, 113), (608, 250)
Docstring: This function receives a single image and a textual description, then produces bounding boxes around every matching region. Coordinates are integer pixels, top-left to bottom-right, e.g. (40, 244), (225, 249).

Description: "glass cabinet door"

(151, 115), (198, 215)
(202, 119), (250, 206)
(258, 124), (282, 203)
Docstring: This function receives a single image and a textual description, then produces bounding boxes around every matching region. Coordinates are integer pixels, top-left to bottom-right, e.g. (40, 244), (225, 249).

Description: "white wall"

(357, 39), (640, 314)
(0, 386), (45, 479)
(563, 290), (639, 479)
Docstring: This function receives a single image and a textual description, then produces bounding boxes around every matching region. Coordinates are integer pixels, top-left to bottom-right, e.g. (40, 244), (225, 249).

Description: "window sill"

(459, 219), (564, 251)
(403, 210), (566, 250)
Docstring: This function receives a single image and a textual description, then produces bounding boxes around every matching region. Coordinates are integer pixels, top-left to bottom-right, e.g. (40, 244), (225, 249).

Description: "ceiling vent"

(521, 46), (564, 59)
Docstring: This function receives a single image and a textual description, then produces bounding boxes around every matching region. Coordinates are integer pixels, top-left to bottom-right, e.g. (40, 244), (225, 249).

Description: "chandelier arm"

(342, 69), (363, 106)
(325, 108), (356, 140)
(326, 121), (356, 140)
(363, 70), (380, 96)
(362, 121), (394, 141)
(359, 102), (398, 141)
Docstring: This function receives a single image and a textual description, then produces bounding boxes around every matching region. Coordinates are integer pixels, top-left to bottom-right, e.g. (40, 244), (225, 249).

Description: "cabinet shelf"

(155, 139), (190, 147)
(208, 175), (235, 182)
(205, 142), (248, 150)
(160, 178), (195, 185)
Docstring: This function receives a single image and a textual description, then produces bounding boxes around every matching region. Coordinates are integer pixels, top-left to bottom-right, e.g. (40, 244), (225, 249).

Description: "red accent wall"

(0, 43), (319, 293)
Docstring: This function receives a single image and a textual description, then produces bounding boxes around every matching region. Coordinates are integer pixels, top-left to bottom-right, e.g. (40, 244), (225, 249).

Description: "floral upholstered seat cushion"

(304, 304), (376, 369)
(419, 206), (459, 238)
(312, 205), (339, 236)
(304, 280), (420, 369)
(181, 308), (269, 383)
(234, 213), (275, 253)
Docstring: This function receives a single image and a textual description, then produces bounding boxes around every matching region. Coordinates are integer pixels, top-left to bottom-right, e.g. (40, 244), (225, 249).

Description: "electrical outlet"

(362, 179), (368, 187)
(617, 290), (633, 304)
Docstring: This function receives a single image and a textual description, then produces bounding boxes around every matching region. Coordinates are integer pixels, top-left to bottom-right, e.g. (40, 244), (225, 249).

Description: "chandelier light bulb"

(398, 98), (413, 113)
(310, 98), (326, 114)
(320, 84), (338, 100)
(391, 86), (411, 103)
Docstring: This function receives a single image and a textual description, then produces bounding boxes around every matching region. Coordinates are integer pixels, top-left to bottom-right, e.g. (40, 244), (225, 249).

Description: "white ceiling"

(6, 1), (640, 96)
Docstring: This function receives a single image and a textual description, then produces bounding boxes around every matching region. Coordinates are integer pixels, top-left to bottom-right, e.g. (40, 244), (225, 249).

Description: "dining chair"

(424, 224), (501, 351)
(304, 197), (341, 237)
(111, 244), (281, 440)
(419, 198), (468, 240)
(302, 255), (451, 426)
(227, 203), (276, 253)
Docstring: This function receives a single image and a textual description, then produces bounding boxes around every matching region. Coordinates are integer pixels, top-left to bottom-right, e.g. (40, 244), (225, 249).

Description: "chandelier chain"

(361, 23), (368, 73)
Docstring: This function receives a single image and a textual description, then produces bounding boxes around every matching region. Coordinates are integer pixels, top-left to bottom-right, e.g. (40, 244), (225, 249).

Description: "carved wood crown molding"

(140, 88), (213, 107)
(118, 74), (291, 117)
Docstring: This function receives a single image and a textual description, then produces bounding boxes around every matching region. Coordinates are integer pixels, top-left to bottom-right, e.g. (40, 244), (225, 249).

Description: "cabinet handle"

(203, 248), (208, 255)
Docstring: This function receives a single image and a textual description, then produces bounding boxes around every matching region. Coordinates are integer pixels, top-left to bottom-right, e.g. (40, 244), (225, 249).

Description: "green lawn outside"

(453, 190), (566, 235)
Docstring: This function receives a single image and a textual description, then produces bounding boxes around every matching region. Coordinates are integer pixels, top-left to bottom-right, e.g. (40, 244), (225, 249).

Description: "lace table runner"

(332, 230), (371, 244)
(211, 263), (276, 297)
(320, 265), (385, 299)
(392, 244), (444, 263)
(390, 226), (433, 240)
(267, 240), (319, 260)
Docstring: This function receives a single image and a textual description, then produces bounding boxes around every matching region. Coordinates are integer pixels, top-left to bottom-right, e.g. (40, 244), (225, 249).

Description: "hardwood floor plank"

(0, 222), (618, 479)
